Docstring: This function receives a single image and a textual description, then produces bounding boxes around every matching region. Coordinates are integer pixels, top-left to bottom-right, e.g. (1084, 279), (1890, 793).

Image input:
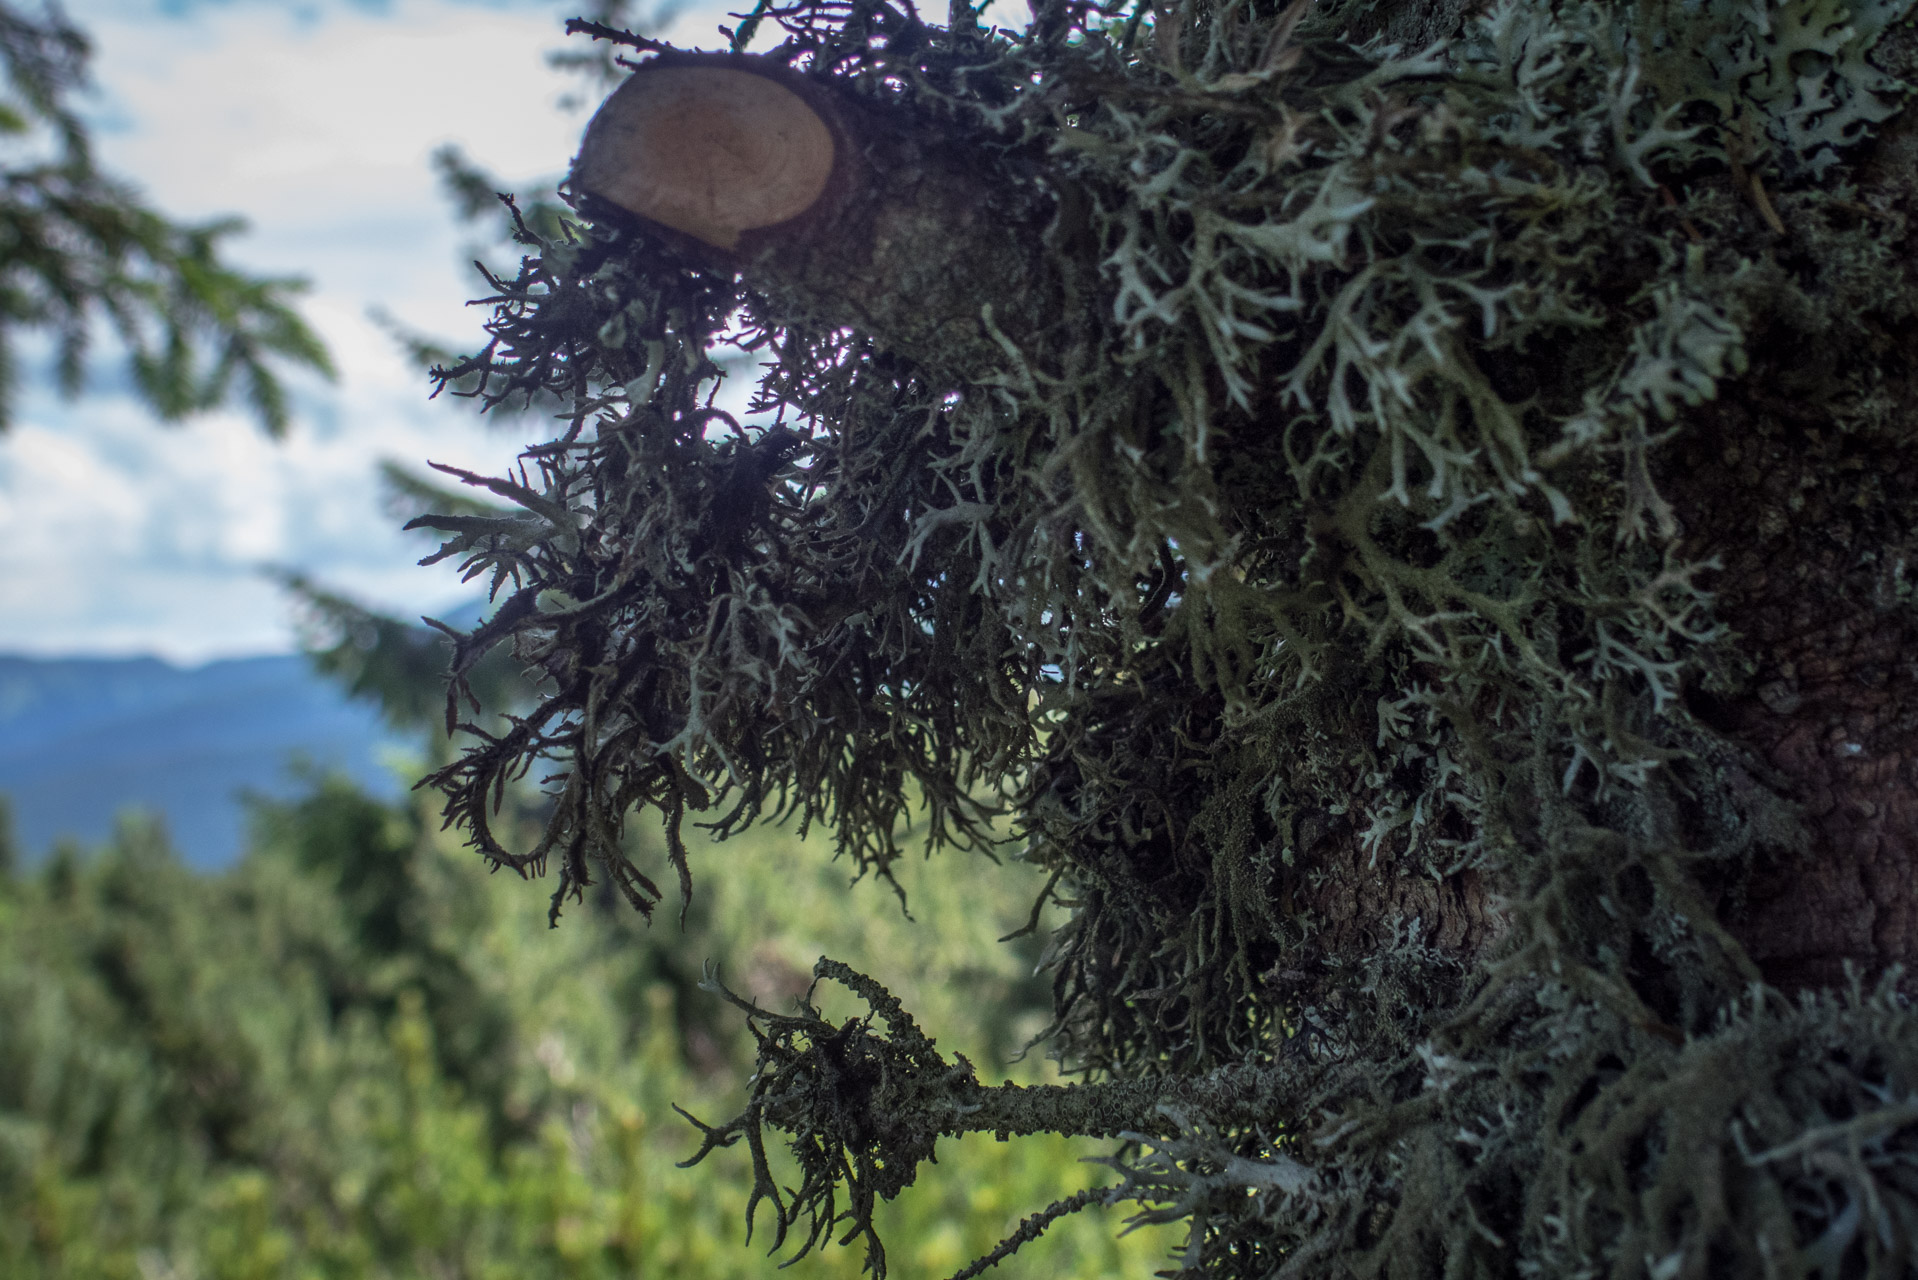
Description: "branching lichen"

(409, 0), (1918, 1273)
(678, 958), (1321, 1277)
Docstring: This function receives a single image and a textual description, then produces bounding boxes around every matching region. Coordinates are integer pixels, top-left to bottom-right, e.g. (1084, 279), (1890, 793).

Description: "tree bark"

(1658, 25), (1918, 992)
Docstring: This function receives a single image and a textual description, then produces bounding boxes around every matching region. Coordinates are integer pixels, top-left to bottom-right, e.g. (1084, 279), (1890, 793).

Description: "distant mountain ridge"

(0, 653), (404, 868)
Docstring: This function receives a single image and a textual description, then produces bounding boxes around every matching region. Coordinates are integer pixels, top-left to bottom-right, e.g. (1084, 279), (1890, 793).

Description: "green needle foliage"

(403, 0), (1918, 1273)
(0, 2), (331, 433)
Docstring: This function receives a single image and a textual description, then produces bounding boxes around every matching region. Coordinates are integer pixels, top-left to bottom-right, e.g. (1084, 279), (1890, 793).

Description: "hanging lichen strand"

(415, 0), (1917, 1275)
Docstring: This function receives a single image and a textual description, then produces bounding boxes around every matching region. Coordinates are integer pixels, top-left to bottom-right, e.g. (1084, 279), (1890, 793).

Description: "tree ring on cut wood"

(573, 63), (836, 251)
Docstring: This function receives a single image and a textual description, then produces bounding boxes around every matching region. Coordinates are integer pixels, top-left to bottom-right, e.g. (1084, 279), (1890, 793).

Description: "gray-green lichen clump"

(416, 0), (1918, 1274)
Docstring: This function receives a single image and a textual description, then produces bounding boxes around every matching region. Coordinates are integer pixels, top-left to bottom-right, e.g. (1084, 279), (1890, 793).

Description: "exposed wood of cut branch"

(571, 53), (1062, 381)
(574, 61), (836, 251)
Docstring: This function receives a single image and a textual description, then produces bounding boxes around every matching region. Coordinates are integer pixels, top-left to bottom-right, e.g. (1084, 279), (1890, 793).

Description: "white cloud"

(0, 0), (744, 664)
(0, 0), (1028, 664)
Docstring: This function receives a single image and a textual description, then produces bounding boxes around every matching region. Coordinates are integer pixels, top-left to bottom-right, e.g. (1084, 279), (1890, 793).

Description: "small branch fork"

(674, 958), (1306, 1278)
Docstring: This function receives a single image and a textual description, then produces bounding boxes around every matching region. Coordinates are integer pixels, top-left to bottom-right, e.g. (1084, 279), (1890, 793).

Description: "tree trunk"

(572, 34), (1918, 997)
(438, 6), (1918, 1275)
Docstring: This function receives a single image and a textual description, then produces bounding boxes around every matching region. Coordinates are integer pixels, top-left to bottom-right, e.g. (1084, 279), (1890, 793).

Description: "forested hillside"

(0, 773), (1173, 1279)
(0, 654), (399, 865)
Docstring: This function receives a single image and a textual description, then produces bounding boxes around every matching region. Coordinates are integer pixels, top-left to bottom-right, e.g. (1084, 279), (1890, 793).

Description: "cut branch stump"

(572, 53), (1059, 380)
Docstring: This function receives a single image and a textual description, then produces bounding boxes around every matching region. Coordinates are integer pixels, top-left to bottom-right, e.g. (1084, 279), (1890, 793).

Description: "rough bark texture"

(1294, 821), (1502, 959)
(1660, 25), (1918, 993)
(1671, 393), (1918, 989)
(743, 103), (1056, 382)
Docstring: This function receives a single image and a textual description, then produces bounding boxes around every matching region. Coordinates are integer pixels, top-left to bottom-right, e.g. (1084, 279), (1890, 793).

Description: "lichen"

(411, 0), (1918, 1273)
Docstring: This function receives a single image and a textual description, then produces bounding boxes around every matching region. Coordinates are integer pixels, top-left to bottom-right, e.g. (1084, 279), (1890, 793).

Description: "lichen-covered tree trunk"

(420, 1), (1918, 1275)
(568, 14), (1918, 995)
(1666, 88), (1918, 992)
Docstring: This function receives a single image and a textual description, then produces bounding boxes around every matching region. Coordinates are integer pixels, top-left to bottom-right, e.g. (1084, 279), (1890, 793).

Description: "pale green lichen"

(413, 0), (1918, 1273)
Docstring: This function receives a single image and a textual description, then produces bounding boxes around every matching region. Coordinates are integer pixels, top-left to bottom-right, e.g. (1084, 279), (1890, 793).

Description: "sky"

(0, 0), (729, 663)
(0, 0), (1032, 665)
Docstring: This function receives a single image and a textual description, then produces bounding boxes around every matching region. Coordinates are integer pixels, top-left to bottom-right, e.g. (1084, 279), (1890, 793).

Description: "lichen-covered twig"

(943, 1186), (1114, 1280)
(678, 958), (1318, 1276)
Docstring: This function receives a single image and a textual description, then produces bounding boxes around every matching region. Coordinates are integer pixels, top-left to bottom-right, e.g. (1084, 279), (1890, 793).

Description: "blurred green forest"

(0, 761), (1174, 1279)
